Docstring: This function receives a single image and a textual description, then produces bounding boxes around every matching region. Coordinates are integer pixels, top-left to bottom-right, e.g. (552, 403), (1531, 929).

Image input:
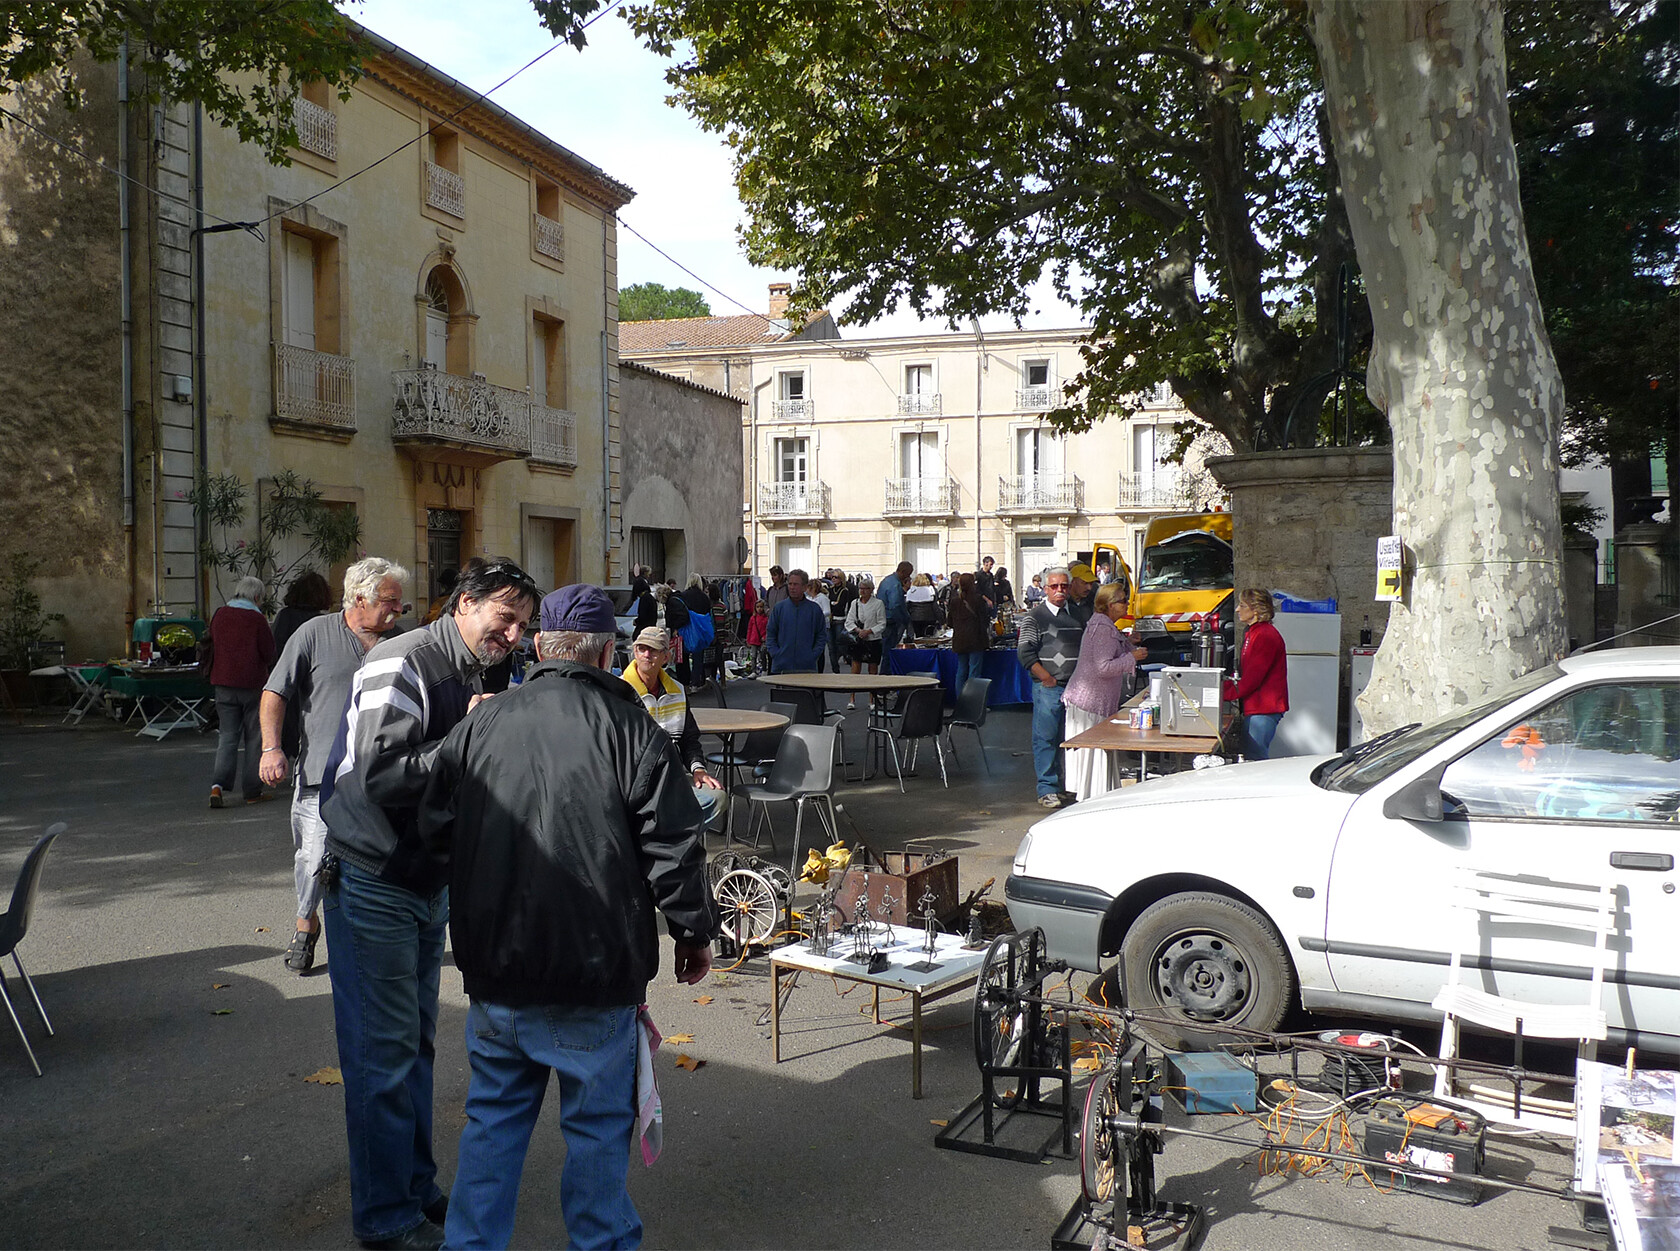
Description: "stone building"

(624, 303), (1229, 584)
(0, 28), (634, 660)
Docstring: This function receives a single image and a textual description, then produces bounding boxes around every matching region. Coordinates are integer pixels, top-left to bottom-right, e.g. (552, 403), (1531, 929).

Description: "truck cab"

(1128, 512), (1234, 666)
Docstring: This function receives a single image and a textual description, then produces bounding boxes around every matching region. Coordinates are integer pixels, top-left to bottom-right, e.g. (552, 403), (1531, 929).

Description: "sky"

(349, 0), (1084, 338)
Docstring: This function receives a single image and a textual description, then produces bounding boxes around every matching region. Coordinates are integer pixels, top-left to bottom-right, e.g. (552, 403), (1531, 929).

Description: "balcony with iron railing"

(292, 97), (337, 161)
(1117, 471), (1190, 510)
(425, 160), (465, 218)
(897, 392), (942, 416)
(998, 473), (1084, 514)
(533, 212), (564, 262)
(757, 480), (831, 519)
(884, 477), (958, 516)
(1016, 384), (1054, 410)
(529, 404), (578, 469)
(273, 343), (356, 435)
(391, 367), (529, 459)
(770, 397), (814, 421)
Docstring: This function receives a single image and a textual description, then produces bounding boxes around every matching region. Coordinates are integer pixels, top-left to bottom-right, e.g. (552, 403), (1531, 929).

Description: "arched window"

(422, 266), (466, 373)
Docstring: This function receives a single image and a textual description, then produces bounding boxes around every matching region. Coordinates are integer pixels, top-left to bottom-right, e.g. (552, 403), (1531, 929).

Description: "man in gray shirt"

(260, 557), (409, 973)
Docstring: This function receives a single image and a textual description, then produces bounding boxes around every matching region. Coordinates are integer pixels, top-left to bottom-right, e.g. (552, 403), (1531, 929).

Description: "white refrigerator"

(1266, 612), (1341, 758)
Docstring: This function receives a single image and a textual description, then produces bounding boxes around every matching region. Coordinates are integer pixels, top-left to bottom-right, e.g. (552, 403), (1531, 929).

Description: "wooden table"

(1061, 696), (1231, 779)
(763, 672), (941, 779)
(770, 923), (988, 1098)
(691, 707), (789, 843)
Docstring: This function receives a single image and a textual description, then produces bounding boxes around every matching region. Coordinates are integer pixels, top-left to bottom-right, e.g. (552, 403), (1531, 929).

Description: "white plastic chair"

(1431, 866), (1615, 1134)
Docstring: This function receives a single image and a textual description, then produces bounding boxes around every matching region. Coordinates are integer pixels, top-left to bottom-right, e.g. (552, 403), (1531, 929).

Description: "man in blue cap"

(422, 583), (717, 1249)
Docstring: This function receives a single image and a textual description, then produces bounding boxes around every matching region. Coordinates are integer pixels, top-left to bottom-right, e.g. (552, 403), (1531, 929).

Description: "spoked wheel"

(973, 930), (1043, 1109)
(1080, 1063), (1125, 1207)
(708, 850), (746, 891)
(753, 860), (794, 901)
(713, 868), (780, 952)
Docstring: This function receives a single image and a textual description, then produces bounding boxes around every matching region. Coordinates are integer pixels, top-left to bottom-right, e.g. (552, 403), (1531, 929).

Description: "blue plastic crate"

(1166, 1051), (1258, 1114)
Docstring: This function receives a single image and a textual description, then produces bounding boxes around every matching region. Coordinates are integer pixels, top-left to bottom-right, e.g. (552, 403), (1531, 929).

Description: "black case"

(1362, 1103), (1487, 1205)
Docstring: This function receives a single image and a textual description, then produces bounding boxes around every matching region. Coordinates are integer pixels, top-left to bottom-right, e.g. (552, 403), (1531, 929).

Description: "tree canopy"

(619, 281), (711, 321)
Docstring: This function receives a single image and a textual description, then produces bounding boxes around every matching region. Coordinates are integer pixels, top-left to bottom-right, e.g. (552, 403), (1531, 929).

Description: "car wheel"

(1122, 892), (1294, 1046)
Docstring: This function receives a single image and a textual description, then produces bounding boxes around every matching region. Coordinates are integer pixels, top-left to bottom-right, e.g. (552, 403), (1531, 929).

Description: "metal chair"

(943, 677), (993, 774)
(867, 686), (951, 791)
(730, 724), (840, 881)
(1431, 866), (1615, 1134)
(708, 701), (795, 787)
(1, 824), (64, 1077)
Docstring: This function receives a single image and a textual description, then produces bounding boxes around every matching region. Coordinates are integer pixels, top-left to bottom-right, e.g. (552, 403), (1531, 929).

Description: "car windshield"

(1318, 663), (1565, 794)
(1136, 537), (1232, 592)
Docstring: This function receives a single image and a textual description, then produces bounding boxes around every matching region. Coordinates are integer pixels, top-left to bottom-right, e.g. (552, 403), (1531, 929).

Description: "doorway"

(901, 533), (941, 577)
(427, 508), (465, 602)
(774, 535), (814, 577)
(1016, 533), (1057, 586)
(523, 515), (577, 594)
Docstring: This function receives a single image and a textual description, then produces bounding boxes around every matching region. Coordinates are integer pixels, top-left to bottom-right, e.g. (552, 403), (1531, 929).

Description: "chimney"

(767, 282), (791, 321)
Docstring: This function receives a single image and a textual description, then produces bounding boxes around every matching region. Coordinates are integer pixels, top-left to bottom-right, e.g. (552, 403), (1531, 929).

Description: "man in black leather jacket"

(419, 584), (717, 1250)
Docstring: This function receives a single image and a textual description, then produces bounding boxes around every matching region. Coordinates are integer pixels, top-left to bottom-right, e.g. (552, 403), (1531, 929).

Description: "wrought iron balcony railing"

(897, 392), (942, 416)
(533, 212), (564, 262)
(757, 480), (831, 518)
(884, 477), (958, 515)
(292, 97), (337, 161)
(770, 397), (814, 421)
(274, 343), (356, 432)
(391, 367), (529, 456)
(1016, 384), (1054, 410)
(998, 473), (1084, 513)
(1117, 471), (1189, 509)
(425, 160), (465, 218)
(530, 404), (578, 468)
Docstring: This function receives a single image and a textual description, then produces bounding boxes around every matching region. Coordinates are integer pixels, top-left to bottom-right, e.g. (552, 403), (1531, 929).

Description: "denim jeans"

(212, 686), (262, 800)
(446, 1001), (640, 1251)
(882, 619), (907, 656)
(323, 859), (449, 1242)
(1243, 711), (1283, 760)
(954, 651), (985, 701)
(292, 784), (328, 920)
(1030, 681), (1067, 797)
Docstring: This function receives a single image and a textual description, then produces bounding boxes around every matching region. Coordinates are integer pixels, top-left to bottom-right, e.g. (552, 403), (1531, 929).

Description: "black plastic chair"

(1, 824), (64, 1077)
(944, 677), (993, 774)
(868, 686), (951, 791)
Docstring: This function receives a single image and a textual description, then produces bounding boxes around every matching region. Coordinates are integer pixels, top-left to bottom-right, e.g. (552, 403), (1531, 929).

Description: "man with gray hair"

(260, 557), (410, 973)
(1018, 565), (1083, 809)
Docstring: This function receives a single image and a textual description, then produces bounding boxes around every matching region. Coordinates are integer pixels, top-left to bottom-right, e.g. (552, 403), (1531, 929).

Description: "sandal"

(283, 928), (320, 973)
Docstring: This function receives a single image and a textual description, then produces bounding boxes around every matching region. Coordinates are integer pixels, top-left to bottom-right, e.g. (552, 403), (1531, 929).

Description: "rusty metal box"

(834, 852), (960, 926)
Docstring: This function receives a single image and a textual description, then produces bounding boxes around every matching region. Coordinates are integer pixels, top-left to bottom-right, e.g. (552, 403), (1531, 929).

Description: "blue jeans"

(324, 859), (449, 1242)
(954, 651), (985, 702)
(447, 1001), (640, 1251)
(1244, 712), (1283, 760)
(1031, 682), (1067, 797)
(882, 619), (908, 656)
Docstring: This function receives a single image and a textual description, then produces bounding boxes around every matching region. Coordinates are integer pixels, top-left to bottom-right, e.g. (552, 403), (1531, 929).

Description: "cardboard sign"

(1376, 536), (1403, 601)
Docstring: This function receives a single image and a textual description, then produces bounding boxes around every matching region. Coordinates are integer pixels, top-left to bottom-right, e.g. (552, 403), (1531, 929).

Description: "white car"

(1006, 647), (1680, 1051)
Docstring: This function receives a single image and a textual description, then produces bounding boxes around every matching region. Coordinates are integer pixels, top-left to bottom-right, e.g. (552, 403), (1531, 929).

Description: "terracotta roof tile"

(619, 313), (789, 354)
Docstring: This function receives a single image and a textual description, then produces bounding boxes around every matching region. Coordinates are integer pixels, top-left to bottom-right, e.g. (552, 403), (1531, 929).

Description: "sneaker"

(283, 928), (320, 973)
(209, 785), (224, 809)
(846, 700), (856, 711)
(1037, 793), (1064, 810)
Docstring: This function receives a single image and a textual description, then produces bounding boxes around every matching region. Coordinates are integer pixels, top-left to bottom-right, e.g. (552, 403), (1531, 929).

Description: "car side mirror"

(1383, 768), (1445, 822)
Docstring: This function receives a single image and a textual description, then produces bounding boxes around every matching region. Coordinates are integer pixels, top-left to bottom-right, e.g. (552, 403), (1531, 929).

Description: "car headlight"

(1012, 831), (1034, 877)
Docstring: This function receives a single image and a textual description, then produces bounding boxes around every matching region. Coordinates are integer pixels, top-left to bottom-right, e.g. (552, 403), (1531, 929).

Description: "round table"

(763, 672), (941, 780)
(691, 708), (790, 839)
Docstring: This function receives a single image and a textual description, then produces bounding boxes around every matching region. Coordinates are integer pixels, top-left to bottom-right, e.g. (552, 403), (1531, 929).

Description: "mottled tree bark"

(1309, 0), (1568, 733)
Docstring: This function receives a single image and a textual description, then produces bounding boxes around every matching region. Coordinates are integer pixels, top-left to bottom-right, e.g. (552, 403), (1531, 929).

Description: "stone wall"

(620, 364), (745, 577)
(1207, 447), (1395, 660)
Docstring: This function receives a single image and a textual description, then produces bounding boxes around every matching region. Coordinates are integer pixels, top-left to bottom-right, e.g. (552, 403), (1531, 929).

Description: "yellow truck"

(1127, 512), (1235, 666)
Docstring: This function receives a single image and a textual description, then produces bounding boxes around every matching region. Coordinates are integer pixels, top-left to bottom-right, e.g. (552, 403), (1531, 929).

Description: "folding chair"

(943, 677), (992, 774)
(1, 824), (65, 1077)
(729, 724), (840, 882)
(1431, 866), (1615, 1134)
(867, 686), (951, 792)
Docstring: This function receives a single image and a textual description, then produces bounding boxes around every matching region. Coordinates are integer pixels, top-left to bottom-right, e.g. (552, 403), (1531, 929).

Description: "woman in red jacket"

(207, 575), (277, 807)
(1227, 588), (1288, 760)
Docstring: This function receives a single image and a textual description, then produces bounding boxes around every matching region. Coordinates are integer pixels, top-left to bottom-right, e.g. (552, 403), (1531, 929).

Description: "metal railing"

(771, 397), (814, 421)
(425, 160), (465, 217)
(274, 343), (356, 431)
(897, 392), (942, 415)
(1117, 471), (1189, 509)
(530, 404), (578, 468)
(533, 212), (564, 262)
(998, 473), (1084, 513)
(292, 97), (337, 161)
(757, 480), (830, 518)
(1016, 384), (1054, 410)
(391, 367), (529, 455)
(884, 477), (957, 514)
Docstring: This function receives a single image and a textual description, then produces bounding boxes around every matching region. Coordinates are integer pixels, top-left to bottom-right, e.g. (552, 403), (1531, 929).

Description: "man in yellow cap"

(1067, 562), (1098, 626)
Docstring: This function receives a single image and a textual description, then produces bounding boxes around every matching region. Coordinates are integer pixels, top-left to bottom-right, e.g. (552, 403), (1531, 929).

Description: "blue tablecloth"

(887, 647), (1033, 706)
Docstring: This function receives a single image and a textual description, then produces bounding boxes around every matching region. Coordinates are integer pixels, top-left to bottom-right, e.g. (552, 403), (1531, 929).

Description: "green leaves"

(619, 282), (711, 320)
(187, 469), (361, 611)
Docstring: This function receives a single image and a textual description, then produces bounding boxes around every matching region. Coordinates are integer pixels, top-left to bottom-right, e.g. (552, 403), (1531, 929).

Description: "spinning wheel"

(1081, 1063), (1124, 1205)
(714, 868), (781, 953)
(973, 928), (1050, 1109)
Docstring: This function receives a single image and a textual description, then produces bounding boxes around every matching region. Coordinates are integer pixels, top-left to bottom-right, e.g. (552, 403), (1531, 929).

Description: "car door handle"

(1610, 851), (1674, 872)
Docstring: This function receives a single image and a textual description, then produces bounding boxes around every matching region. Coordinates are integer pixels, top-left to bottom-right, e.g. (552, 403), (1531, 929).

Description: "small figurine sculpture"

(905, 886), (945, 973)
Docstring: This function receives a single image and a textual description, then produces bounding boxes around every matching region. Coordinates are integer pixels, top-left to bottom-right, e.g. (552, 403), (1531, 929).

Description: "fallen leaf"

(693, 994), (714, 1005)
(210, 1008), (234, 1016)
(1127, 1226), (1146, 1248)
(254, 926), (270, 933)
(304, 1067), (343, 1085)
(1073, 1055), (1102, 1073)
(212, 983), (230, 990)
(929, 1119), (949, 1128)
(666, 1033), (695, 1045)
(674, 1054), (705, 1071)
(977, 810), (991, 816)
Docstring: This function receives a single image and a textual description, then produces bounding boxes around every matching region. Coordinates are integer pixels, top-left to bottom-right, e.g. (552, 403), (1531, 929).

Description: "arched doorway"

(421, 265), (468, 374)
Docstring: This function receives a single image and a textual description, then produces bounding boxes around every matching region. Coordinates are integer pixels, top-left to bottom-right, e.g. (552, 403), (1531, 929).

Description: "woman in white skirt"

(1061, 582), (1150, 801)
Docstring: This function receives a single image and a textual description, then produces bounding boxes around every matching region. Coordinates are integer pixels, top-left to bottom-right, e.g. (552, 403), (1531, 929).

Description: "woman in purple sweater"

(1062, 582), (1150, 801)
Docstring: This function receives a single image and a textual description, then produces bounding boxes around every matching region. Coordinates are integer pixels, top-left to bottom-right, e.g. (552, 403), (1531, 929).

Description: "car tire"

(1122, 891), (1295, 1047)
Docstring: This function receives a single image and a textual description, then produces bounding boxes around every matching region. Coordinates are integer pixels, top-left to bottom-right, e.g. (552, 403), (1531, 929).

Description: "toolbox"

(1166, 1051), (1258, 1114)
(1362, 1102), (1487, 1204)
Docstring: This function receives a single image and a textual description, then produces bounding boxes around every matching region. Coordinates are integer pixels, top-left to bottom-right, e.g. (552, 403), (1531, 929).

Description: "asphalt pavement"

(0, 680), (1594, 1249)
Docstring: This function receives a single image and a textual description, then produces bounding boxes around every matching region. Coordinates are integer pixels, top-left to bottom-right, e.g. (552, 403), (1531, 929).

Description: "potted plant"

(0, 553), (65, 707)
